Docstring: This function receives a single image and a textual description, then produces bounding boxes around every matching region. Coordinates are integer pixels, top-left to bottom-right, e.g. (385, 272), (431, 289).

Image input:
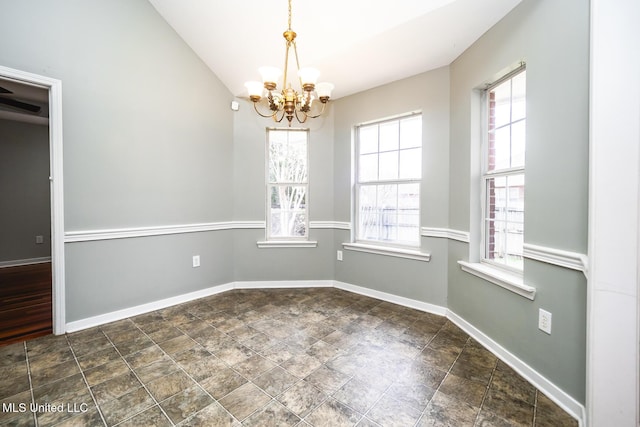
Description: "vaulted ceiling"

(0, 0), (522, 125)
(148, 0), (522, 100)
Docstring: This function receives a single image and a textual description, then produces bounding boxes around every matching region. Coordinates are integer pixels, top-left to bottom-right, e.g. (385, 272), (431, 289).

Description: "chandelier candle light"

(244, 0), (334, 125)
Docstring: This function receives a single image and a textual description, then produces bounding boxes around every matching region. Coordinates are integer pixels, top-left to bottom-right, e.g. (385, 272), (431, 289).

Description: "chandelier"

(244, 0), (334, 126)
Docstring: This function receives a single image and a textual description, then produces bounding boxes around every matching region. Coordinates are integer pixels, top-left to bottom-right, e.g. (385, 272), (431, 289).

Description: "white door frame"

(0, 65), (65, 335)
(587, 0), (640, 425)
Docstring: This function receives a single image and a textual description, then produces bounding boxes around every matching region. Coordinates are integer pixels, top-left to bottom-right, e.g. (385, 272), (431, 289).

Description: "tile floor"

(0, 288), (578, 426)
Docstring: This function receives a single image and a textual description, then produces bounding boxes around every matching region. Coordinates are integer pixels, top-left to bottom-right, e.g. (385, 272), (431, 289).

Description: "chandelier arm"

(252, 101), (279, 119)
(274, 109), (286, 123)
(303, 101), (328, 119)
(294, 109), (308, 124)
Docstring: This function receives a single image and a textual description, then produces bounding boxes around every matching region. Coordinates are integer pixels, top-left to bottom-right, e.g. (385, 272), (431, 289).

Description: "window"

(355, 113), (422, 247)
(267, 128), (308, 240)
(483, 69), (526, 270)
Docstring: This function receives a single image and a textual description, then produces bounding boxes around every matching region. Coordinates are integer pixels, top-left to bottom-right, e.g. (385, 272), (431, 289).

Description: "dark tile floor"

(0, 288), (578, 426)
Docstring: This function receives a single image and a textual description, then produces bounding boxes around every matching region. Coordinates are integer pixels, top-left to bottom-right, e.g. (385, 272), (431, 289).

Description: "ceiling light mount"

(244, 0), (333, 126)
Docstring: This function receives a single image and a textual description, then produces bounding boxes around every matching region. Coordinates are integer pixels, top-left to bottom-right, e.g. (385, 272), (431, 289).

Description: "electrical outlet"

(337, 250), (343, 261)
(538, 308), (552, 334)
(35, 235), (44, 244)
(192, 255), (200, 268)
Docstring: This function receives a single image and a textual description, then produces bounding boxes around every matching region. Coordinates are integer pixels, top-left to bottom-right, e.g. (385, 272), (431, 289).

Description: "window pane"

(378, 185), (398, 242)
(359, 153), (378, 182)
(269, 185), (307, 238)
(379, 121), (399, 152)
(400, 116), (422, 149)
(399, 148), (421, 179)
(491, 127), (511, 171)
(492, 81), (512, 129)
(358, 185), (379, 241)
(269, 131), (307, 183)
(506, 220), (524, 269)
(398, 183), (420, 244)
(485, 174), (524, 268)
(359, 125), (378, 154)
(399, 183), (420, 209)
(378, 185), (398, 211)
(486, 219), (507, 262)
(487, 176), (506, 219)
(269, 129), (288, 144)
(511, 120), (526, 168)
(287, 129), (308, 144)
(511, 71), (527, 122)
(270, 211), (306, 238)
(508, 174), (525, 207)
(379, 151), (398, 181)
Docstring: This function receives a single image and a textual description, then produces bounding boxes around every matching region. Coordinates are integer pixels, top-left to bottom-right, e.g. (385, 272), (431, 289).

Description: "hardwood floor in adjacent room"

(0, 262), (52, 346)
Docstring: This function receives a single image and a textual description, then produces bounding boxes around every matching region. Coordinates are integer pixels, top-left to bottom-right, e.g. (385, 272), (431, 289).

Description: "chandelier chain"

(287, 0), (292, 31)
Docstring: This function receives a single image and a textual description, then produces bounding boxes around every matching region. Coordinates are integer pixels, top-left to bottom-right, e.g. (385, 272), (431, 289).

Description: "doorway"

(0, 78), (52, 344)
(0, 66), (65, 340)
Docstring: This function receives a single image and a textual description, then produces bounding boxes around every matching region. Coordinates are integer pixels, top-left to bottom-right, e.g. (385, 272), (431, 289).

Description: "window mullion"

(376, 124), (381, 181)
(484, 167), (525, 178)
(397, 123), (401, 180)
(361, 178), (421, 186)
(509, 78), (514, 168)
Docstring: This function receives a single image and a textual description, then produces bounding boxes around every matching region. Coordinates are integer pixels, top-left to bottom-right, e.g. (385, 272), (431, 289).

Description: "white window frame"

(480, 66), (526, 274)
(265, 127), (310, 242)
(353, 112), (423, 250)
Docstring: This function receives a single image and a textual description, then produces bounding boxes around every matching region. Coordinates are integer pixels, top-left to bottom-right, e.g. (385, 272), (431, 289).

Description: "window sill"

(343, 243), (431, 262)
(257, 240), (318, 249)
(457, 261), (536, 300)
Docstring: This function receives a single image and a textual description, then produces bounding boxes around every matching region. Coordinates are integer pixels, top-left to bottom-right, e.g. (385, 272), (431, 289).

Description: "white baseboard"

(233, 280), (334, 289)
(65, 280), (333, 332)
(333, 280), (448, 316)
(447, 310), (585, 426)
(65, 280), (444, 332)
(65, 283), (234, 332)
(0, 257), (52, 268)
(64, 279), (584, 426)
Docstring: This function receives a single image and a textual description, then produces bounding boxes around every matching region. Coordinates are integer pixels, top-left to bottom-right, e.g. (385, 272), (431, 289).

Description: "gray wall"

(448, 0), (589, 403)
(65, 231), (234, 321)
(333, 66), (450, 306)
(0, 0), (235, 321)
(0, 119), (51, 262)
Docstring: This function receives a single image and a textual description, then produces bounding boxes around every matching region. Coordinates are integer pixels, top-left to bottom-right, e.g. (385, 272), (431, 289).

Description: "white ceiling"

(148, 0), (522, 100)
